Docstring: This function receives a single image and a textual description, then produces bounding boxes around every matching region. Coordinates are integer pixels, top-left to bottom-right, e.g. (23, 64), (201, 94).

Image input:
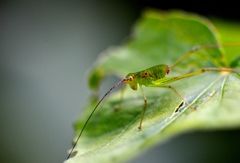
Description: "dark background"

(1, 1), (240, 163)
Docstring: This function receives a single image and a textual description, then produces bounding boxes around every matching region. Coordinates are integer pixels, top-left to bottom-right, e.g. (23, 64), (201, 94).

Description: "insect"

(67, 43), (240, 159)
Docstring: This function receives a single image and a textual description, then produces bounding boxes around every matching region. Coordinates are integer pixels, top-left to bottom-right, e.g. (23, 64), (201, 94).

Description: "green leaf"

(65, 10), (240, 163)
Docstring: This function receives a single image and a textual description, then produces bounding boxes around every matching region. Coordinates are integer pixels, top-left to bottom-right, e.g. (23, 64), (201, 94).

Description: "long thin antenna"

(67, 78), (127, 159)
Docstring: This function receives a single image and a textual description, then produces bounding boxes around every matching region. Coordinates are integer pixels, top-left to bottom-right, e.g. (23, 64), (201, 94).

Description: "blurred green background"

(1, 1), (240, 163)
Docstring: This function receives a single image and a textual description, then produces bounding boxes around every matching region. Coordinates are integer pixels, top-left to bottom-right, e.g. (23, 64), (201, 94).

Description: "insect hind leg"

(170, 42), (240, 70)
(159, 85), (196, 112)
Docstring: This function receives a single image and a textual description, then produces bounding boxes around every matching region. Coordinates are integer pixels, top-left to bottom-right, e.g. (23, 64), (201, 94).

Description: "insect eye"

(129, 76), (133, 81)
(143, 72), (149, 77)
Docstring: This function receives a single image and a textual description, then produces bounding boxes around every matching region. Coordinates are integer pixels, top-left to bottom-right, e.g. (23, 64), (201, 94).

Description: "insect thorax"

(125, 64), (169, 88)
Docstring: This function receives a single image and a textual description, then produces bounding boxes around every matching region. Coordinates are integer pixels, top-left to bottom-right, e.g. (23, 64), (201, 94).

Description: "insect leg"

(155, 67), (240, 87)
(138, 85), (147, 130)
(170, 42), (240, 70)
(154, 67), (240, 113)
(115, 83), (126, 111)
(159, 85), (195, 111)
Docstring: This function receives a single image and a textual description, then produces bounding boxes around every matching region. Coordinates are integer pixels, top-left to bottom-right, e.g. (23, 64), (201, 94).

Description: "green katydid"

(67, 43), (240, 159)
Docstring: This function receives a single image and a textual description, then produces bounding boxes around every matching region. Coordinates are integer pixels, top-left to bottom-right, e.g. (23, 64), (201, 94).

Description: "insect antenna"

(67, 78), (127, 159)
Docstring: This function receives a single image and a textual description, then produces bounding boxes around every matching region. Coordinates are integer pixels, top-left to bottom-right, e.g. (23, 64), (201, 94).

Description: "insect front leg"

(114, 83), (127, 111)
(138, 85), (147, 130)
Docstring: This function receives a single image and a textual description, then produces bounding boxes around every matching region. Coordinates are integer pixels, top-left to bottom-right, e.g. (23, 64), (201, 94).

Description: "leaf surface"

(65, 10), (240, 163)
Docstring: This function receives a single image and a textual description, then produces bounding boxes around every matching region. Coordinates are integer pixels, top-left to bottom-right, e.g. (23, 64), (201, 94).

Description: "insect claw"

(138, 126), (142, 130)
(191, 106), (197, 110)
